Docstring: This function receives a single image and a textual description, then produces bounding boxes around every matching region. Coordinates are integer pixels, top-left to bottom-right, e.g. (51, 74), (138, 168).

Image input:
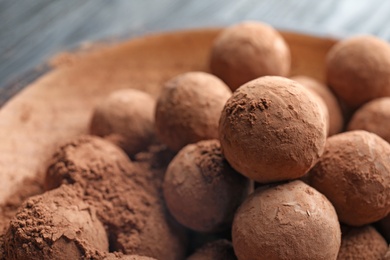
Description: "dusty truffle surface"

(45, 135), (187, 260)
(232, 181), (341, 260)
(163, 140), (252, 232)
(348, 97), (390, 143)
(90, 88), (156, 156)
(187, 239), (237, 260)
(210, 21), (291, 90)
(155, 72), (232, 151)
(337, 225), (387, 260)
(308, 130), (390, 226)
(326, 35), (390, 108)
(4, 185), (108, 260)
(219, 76), (327, 183)
(291, 75), (343, 135)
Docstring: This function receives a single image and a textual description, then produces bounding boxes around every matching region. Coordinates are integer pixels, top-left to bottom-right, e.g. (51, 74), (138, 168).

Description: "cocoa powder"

(219, 76), (327, 183)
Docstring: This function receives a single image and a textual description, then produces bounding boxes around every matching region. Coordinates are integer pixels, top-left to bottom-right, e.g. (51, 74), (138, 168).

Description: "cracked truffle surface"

(219, 76), (327, 183)
(309, 130), (390, 226)
(232, 181), (341, 260)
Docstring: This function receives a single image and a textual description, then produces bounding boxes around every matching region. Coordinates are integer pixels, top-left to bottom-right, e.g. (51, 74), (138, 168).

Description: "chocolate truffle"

(210, 21), (291, 91)
(326, 35), (390, 108)
(45, 136), (187, 260)
(309, 130), (390, 226)
(45, 135), (131, 191)
(163, 140), (252, 232)
(187, 239), (237, 260)
(376, 213), (390, 242)
(90, 88), (156, 156)
(291, 75), (343, 135)
(232, 181), (341, 260)
(348, 97), (390, 143)
(385, 246), (390, 260)
(0, 235), (4, 260)
(219, 76), (327, 183)
(337, 225), (387, 260)
(104, 253), (157, 260)
(4, 185), (108, 260)
(155, 72), (232, 151)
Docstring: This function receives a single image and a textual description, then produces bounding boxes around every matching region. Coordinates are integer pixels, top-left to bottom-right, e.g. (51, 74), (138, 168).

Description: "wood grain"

(0, 29), (336, 204)
(2, 0), (390, 91)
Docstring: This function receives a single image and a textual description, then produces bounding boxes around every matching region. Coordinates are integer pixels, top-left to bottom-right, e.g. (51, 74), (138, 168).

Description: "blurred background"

(1, 0), (390, 93)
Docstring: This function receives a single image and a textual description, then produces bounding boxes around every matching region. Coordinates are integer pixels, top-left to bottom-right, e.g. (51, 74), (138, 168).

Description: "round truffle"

(376, 214), (390, 242)
(4, 185), (108, 260)
(210, 21), (291, 91)
(45, 135), (187, 260)
(348, 97), (390, 143)
(219, 76), (327, 183)
(232, 181), (341, 260)
(337, 225), (387, 260)
(187, 239), (237, 260)
(155, 72), (232, 151)
(385, 246), (390, 260)
(90, 88), (156, 156)
(291, 75), (343, 135)
(45, 135), (132, 191)
(104, 253), (157, 260)
(308, 130), (390, 226)
(163, 140), (252, 232)
(326, 35), (390, 108)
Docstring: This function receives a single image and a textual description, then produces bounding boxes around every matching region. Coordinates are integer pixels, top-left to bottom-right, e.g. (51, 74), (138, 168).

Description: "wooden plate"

(0, 28), (337, 204)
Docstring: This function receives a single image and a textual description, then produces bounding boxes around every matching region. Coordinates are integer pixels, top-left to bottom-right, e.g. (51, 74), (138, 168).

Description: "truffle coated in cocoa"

(291, 75), (343, 135)
(45, 135), (187, 260)
(337, 225), (387, 260)
(155, 72), (232, 151)
(385, 247), (390, 260)
(299, 86), (330, 136)
(45, 135), (132, 191)
(308, 130), (390, 226)
(90, 88), (156, 156)
(348, 97), (390, 143)
(186, 229), (232, 255)
(376, 213), (390, 242)
(219, 76), (327, 183)
(4, 185), (108, 260)
(163, 140), (252, 233)
(187, 239), (237, 260)
(326, 35), (390, 108)
(232, 181), (341, 260)
(0, 234), (4, 260)
(210, 21), (291, 90)
(104, 253), (157, 260)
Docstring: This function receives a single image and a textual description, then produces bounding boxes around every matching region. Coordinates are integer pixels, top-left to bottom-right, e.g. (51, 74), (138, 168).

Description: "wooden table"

(1, 0), (390, 103)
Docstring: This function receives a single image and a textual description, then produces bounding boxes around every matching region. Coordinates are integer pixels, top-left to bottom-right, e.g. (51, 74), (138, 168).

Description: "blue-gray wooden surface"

(1, 0), (390, 93)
